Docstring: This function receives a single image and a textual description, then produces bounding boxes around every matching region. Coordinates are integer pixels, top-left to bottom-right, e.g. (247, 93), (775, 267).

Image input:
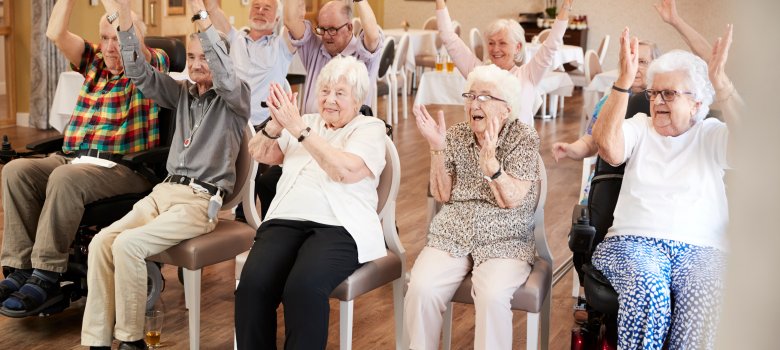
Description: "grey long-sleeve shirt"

(119, 26), (251, 197)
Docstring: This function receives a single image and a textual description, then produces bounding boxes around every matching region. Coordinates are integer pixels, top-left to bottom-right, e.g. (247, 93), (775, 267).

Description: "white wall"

(383, 0), (734, 70)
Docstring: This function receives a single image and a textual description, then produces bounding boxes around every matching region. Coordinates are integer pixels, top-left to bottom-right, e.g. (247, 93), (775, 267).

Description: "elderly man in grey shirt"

(80, 0), (250, 348)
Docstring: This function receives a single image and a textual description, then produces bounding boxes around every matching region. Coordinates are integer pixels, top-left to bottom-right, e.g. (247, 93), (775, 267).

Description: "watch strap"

(297, 127), (312, 142)
(107, 11), (119, 25)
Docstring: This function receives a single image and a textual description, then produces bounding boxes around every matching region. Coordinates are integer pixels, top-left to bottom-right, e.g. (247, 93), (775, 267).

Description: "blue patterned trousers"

(592, 235), (726, 350)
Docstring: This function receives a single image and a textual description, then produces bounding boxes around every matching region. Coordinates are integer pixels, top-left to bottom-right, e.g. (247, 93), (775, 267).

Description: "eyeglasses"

(644, 89), (694, 103)
(638, 59), (651, 67)
(461, 93), (507, 104)
(314, 22), (350, 36)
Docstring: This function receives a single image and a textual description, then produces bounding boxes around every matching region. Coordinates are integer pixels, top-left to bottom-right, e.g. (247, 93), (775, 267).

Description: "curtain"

(29, 0), (67, 129)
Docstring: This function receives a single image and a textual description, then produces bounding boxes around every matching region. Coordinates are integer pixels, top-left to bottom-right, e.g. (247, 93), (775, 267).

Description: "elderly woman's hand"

(709, 24), (733, 93)
(414, 104), (447, 151)
(477, 112), (501, 178)
(557, 0), (574, 20)
(268, 83), (306, 137)
(654, 0), (681, 26)
(614, 27), (640, 91)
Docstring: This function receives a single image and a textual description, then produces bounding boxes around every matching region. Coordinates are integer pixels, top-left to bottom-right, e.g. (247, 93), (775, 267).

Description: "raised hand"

(413, 104), (446, 150)
(557, 0), (575, 20)
(615, 27), (639, 89)
(189, 0), (206, 11)
(654, 0), (680, 25)
(709, 24), (733, 92)
(478, 114), (501, 177)
(267, 83), (305, 136)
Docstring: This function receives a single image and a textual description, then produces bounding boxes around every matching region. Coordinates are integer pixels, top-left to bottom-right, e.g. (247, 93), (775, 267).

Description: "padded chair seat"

(450, 256), (552, 313)
(148, 220), (255, 270)
(415, 54), (436, 68)
(582, 263), (619, 315)
(81, 192), (150, 227)
(331, 249), (401, 301)
(286, 73), (306, 86)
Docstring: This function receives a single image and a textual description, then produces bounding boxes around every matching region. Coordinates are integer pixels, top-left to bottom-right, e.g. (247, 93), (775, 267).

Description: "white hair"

(484, 19), (526, 62)
(465, 64), (524, 121)
(315, 55), (369, 106)
(646, 50), (715, 122)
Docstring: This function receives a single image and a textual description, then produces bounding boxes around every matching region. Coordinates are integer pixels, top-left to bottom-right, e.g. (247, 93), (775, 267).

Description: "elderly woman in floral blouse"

(403, 65), (540, 350)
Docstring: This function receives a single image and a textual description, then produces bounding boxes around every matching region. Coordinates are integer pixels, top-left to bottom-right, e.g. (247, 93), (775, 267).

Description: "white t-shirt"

(607, 114), (730, 251)
(264, 114), (388, 263)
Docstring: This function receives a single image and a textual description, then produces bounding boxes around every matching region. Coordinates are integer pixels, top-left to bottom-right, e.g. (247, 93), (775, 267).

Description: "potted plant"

(545, 0), (557, 18)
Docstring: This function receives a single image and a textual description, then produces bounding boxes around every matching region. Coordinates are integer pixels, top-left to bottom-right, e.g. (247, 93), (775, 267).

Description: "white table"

(50, 71), (85, 133)
(414, 71), (466, 106)
(525, 43), (584, 69)
(384, 28), (438, 69)
(583, 69), (618, 117)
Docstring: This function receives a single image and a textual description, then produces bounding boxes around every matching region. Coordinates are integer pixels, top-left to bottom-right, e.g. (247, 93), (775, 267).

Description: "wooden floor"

(0, 91), (586, 349)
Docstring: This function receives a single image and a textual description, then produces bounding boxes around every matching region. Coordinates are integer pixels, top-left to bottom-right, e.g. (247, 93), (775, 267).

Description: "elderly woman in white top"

(404, 65), (541, 350)
(591, 27), (739, 349)
(237, 55), (387, 350)
(433, 0), (573, 124)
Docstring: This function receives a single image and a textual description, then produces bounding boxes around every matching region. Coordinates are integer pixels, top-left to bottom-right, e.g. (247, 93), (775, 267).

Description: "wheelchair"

(0, 36), (185, 317)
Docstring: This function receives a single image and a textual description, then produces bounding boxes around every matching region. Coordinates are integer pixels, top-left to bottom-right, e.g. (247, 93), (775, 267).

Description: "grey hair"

(315, 55), (369, 107)
(189, 30), (231, 54)
(638, 40), (661, 60)
(646, 49), (715, 122)
(484, 18), (526, 63)
(100, 11), (147, 37)
(250, 0), (284, 28)
(464, 64), (524, 121)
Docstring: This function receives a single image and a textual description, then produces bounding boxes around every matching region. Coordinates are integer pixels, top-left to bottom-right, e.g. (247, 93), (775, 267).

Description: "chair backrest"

(351, 17), (362, 37)
(422, 16), (437, 30)
(145, 36), (186, 73)
(223, 124), (258, 213)
(535, 28), (552, 44)
(377, 36), (396, 80)
(469, 27), (485, 62)
(394, 33), (411, 73)
(377, 136), (404, 260)
(597, 35), (610, 66)
(583, 49), (603, 84)
(533, 154), (551, 265)
(452, 20), (462, 37)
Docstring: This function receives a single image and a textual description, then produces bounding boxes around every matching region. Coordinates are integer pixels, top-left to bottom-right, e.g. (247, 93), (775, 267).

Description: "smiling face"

(317, 78), (360, 128)
(487, 29), (521, 71)
(649, 70), (701, 137)
(317, 2), (352, 56)
(186, 39), (213, 87)
(465, 81), (510, 135)
(248, 0), (279, 34)
(99, 18), (123, 74)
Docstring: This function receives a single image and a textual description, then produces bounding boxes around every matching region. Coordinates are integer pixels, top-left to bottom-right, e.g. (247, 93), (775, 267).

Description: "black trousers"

(235, 219), (361, 350)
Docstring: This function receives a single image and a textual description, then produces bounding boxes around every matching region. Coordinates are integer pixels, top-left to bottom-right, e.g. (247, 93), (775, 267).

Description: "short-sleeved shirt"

(265, 114), (388, 263)
(290, 21), (384, 114)
(427, 119), (541, 266)
(63, 41), (169, 154)
(228, 28), (293, 125)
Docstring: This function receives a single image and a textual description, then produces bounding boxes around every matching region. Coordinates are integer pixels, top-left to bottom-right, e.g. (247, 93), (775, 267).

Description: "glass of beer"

(435, 54), (444, 72)
(144, 310), (164, 349)
(446, 56), (455, 73)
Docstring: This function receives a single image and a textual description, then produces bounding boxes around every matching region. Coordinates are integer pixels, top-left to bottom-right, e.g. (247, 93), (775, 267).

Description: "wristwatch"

(191, 10), (209, 22)
(106, 11), (120, 25)
(297, 127), (312, 142)
(483, 167), (502, 183)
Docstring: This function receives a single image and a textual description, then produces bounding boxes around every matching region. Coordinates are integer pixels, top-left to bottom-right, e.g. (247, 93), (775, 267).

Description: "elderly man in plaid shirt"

(0, 0), (168, 317)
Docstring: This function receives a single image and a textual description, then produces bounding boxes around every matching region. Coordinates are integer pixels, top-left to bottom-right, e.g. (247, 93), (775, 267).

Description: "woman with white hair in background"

(404, 65), (541, 350)
(432, 0), (573, 125)
(591, 26), (739, 349)
(236, 55), (387, 349)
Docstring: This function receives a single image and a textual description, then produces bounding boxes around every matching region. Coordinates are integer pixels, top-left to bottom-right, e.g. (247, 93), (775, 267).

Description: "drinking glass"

(446, 56), (455, 73)
(435, 54), (444, 72)
(144, 310), (164, 349)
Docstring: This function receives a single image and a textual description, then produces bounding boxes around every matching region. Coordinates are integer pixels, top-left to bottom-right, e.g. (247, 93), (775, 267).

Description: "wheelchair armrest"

(26, 136), (64, 154)
(582, 263), (610, 286)
(122, 146), (170, 165)
(569, 204), (596, 254)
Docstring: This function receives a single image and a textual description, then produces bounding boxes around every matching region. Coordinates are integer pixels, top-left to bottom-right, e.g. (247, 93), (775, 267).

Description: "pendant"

(184, 138), (191, 147)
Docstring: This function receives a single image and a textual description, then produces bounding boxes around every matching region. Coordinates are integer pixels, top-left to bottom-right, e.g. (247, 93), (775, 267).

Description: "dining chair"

(391, 33), (412, 124)
(375, 36), (397, 124)
(146, 124), (260, 350)
(439, 155), (552, 350)
(470, 27), (485, 62)
(597, 35), (610, 66)
(533, 28), (552, 44)
(351, 17), (362, 37)
(234, 135), (406, 350)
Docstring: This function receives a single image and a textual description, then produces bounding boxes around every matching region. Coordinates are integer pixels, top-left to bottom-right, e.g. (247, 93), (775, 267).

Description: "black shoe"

(118, 339), (146, 350)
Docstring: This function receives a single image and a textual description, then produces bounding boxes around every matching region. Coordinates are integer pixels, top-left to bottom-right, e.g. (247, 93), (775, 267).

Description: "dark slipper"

(0, 275), (63, 318)
(0, 270), (29, 303)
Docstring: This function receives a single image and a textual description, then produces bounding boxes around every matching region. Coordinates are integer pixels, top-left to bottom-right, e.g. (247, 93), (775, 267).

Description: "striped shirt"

(62, 41), (169, 154)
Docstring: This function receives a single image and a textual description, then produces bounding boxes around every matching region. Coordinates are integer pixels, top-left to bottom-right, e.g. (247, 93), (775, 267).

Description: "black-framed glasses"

(461, 93), (507, 103)
(644, 89), (694, 103)
(314, 22), (350, 36)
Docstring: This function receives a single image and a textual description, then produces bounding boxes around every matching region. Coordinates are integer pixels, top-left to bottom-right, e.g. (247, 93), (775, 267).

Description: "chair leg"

(527, 312), (540, 350)
(549, 95), (559, 118)
(182, 268), (202, 350)
(401, 72), (408, 121)
(392, 278), (405, 350)
(540, 293), (551, 350)
(442, 302), (454, 350)
(340, 300), (354, 350)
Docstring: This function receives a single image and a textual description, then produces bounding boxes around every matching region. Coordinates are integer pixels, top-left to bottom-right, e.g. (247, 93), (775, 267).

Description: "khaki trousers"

(404, 247), (532, 350)
(80, 183), (217, 346)
(1, 154), (151, 272)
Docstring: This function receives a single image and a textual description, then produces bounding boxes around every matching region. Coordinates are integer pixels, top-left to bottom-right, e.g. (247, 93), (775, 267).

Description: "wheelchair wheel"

(146, 261), (164, 311)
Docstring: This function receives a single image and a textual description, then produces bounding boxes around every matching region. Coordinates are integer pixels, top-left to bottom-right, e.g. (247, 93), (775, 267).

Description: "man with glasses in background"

(283, 0), (384, 114)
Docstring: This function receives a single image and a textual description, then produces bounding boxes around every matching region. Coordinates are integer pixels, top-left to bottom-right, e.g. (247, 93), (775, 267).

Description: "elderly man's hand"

(413, 105), (446, 151)
(654, 0), (680, 26)
(615, 27), (640, 91)
(709, 24), (733, 93)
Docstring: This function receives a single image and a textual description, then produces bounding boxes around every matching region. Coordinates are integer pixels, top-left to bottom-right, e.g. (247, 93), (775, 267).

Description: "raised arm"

(709, 25), (741, 125)
(593, 28), (638, 166)
(109, 0), (152, 62)
(478, 118), (536, 209)
(654, 0), (711, 61)
(284, 0), (306, 40)
(521, 0), (572, 85)
(203, 0), (232, 34)
(414, 105), (453, 203)
(435, 0), (480, 78)
(354, 0), (381, 53)
(46, 0), (85, 66)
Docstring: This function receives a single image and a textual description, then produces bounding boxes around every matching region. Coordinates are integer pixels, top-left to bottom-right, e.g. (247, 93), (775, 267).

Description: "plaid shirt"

(62, 41), (169, 154)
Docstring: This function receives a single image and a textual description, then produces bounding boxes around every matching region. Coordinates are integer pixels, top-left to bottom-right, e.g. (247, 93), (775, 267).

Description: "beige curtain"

(29, 0), (67, 129)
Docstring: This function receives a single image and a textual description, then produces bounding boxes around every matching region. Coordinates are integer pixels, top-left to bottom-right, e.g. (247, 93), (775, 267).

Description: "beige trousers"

(80, 183), (217, 346)
(1, 154), (151, 272)
(404, 247), (532, 350)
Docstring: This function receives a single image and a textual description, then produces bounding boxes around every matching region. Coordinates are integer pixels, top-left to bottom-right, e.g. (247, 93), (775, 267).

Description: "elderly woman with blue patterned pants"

(591, 26), (739, 349)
